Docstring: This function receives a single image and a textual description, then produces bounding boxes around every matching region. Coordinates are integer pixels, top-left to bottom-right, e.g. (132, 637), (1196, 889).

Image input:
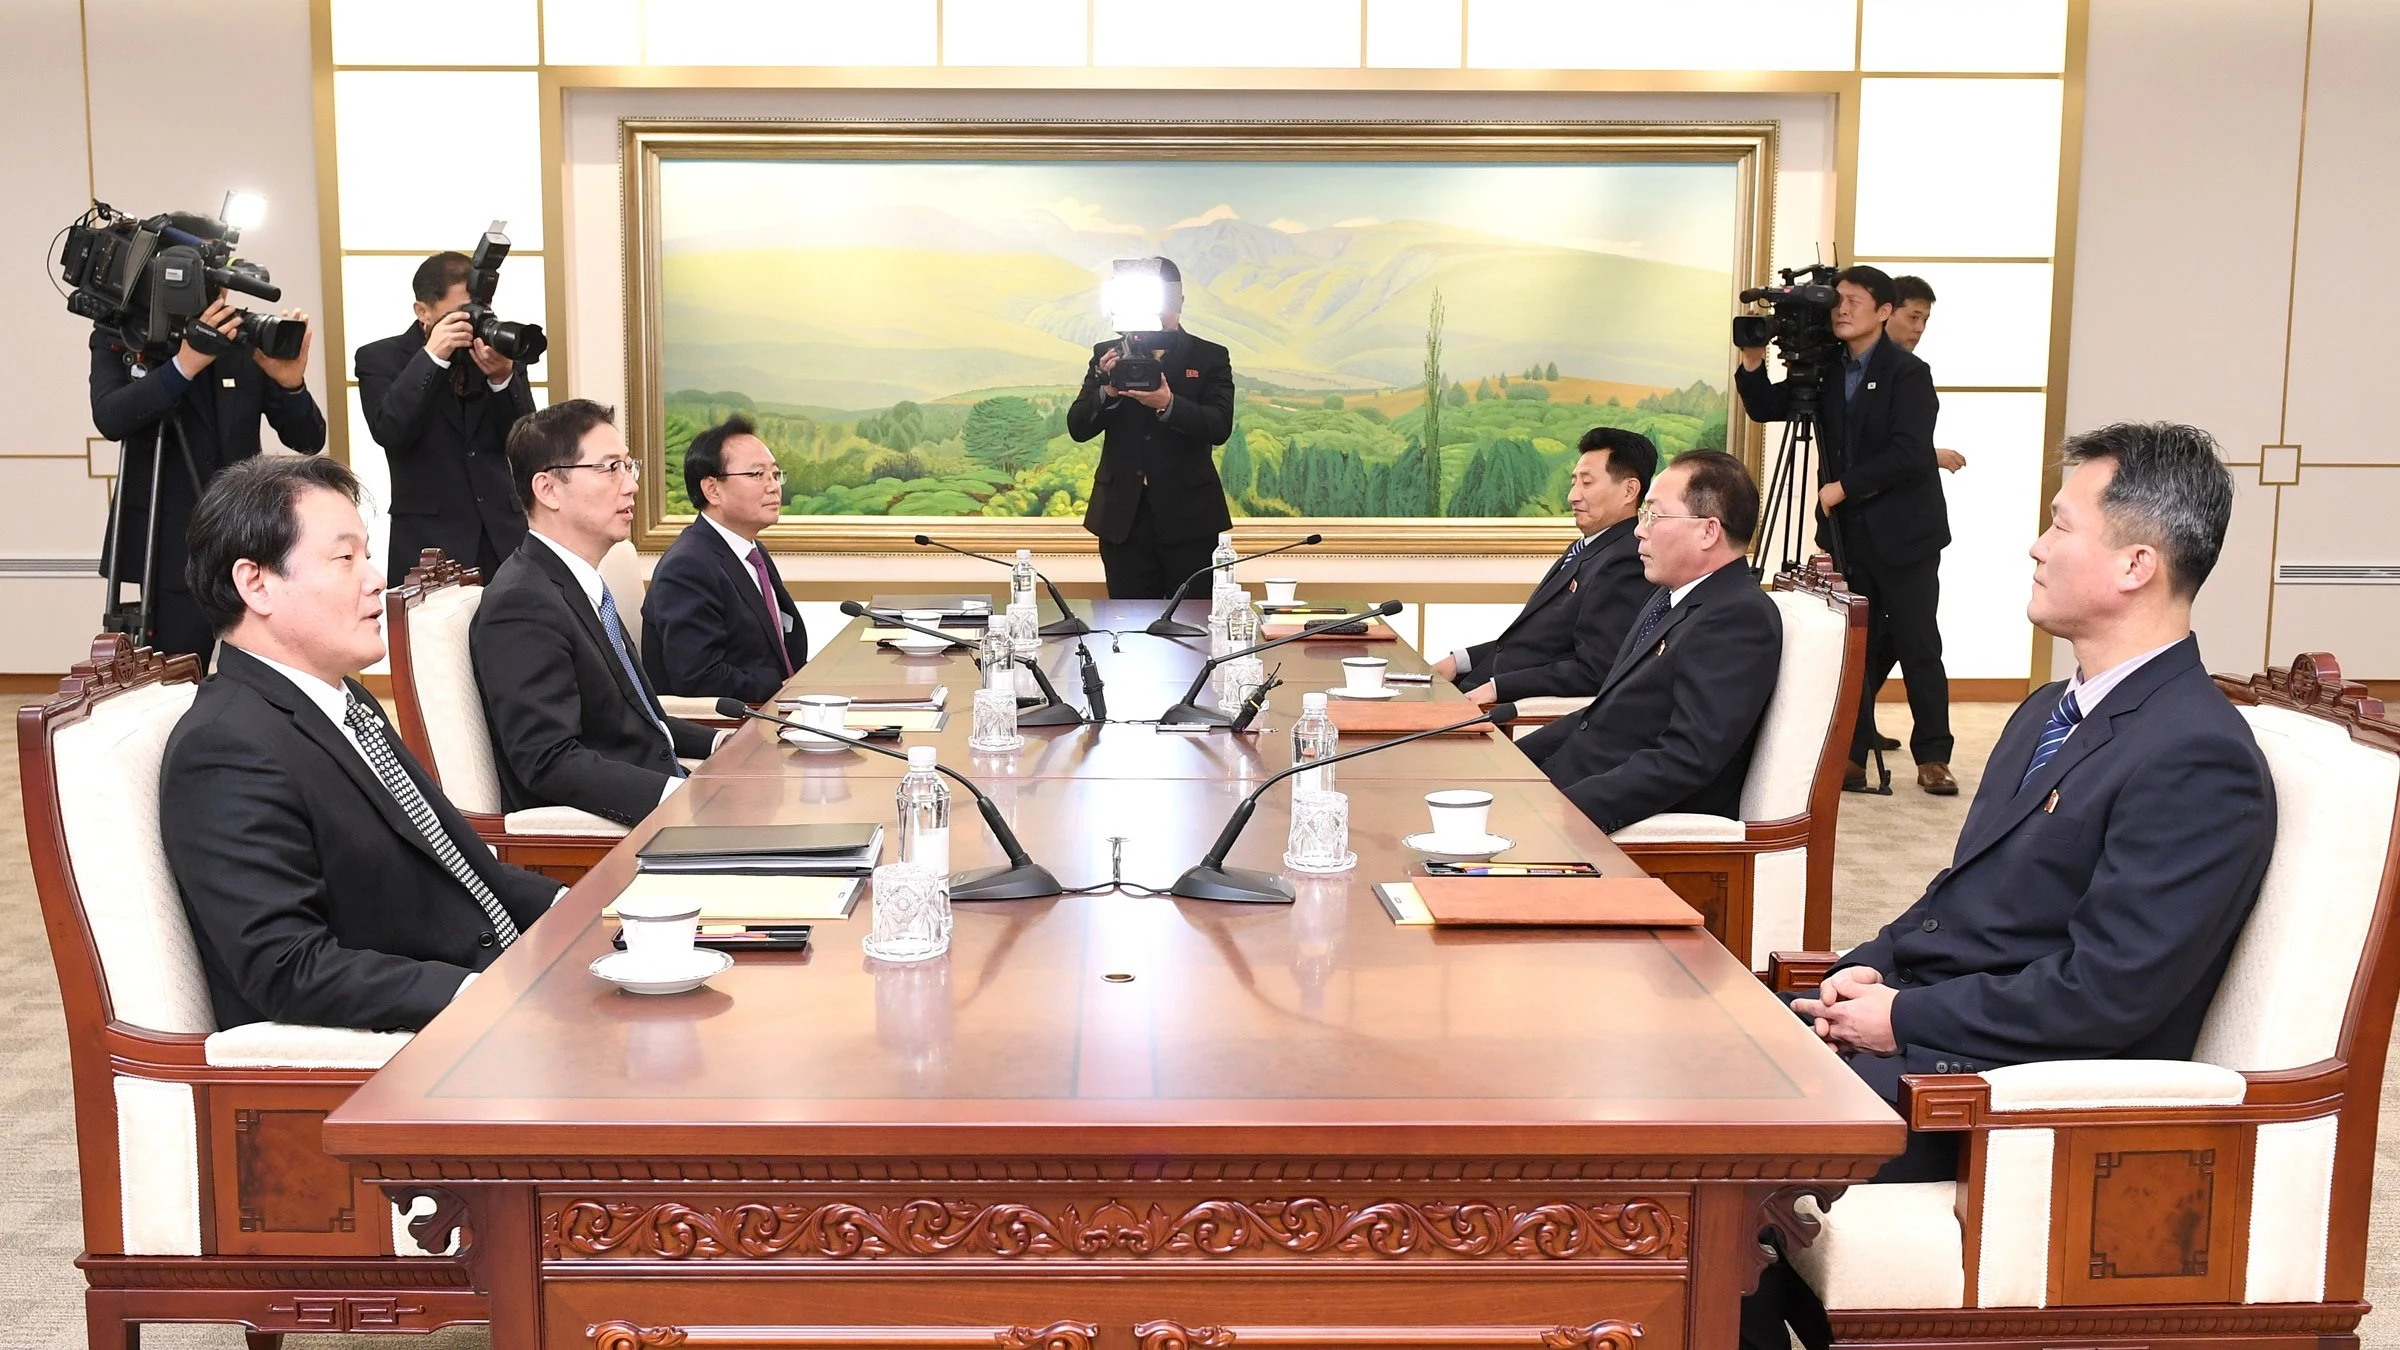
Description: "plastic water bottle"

(1011, 548), (1039, 609)
(1292, 692), (1338, 795)
(1209, 531), (1240, 621)
(979, 626), (1013, 691)
(895, 745), (952, 879)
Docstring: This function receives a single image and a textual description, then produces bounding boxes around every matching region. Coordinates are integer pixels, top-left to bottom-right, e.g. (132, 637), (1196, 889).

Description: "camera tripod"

(101, 396), (202, 649)
(1756, 403), (1893, 796)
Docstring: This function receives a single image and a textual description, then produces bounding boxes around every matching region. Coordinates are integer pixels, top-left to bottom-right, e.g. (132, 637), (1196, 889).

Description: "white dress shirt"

(699, 510), (773, 604)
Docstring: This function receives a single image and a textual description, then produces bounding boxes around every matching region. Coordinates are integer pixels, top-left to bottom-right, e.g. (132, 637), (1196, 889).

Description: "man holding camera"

(1736, 264), (1956, 795)
(90, 299), (322, 663)
(1066, 258), (1238, 599)
(355, 251), (538, 585)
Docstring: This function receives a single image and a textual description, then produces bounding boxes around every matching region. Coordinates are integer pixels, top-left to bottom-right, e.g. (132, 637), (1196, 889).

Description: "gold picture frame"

(621, 118), (1778, 555)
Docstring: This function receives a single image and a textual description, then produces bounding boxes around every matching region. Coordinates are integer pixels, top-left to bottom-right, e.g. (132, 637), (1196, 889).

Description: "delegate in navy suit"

(1457, 517), (1647, 701)
(642, 517), (808, 705)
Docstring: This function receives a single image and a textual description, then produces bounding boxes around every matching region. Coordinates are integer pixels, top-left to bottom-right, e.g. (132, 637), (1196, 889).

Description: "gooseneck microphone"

(840, 600), (1086, 725)
(1076, 642), (1107, 723)
(716, 698), (1063, 900)
(1147, 533), (1324, 638)
(914, 533), (1089, 636)
(1159, 599), (1404, 726)
(1171, 702), (1520, 904)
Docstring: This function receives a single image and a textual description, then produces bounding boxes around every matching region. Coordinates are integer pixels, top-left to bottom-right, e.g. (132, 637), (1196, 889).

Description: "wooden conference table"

(326, 600), (1902, 1350)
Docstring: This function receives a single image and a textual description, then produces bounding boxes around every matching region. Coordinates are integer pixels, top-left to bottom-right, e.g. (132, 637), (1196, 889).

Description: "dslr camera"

(58, 195), (304, 361)
(457, 222), (548, 364)
(1732, 262), (1842, 415)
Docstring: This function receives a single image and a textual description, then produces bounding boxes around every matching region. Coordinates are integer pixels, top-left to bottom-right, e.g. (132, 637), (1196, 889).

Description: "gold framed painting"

(622, 119), (1775, 555)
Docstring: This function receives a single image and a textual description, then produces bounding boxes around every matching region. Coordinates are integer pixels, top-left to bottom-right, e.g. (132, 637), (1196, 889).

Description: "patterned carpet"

(1, 694), (2393, 1346)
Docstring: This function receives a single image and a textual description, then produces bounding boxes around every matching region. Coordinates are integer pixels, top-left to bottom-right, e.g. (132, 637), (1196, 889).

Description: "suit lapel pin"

(2043, 789), (2060, 813)
(1185, 368), (1199, 377)
(1567, 579), (1578, 592)
(1865, 381), (1878, 390)
(1654, 639), (1668, 657)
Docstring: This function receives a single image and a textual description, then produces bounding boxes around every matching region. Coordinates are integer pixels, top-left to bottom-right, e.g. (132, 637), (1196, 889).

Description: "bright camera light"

(222, 191), (268, 231)
(1100, 270), (1165, 333)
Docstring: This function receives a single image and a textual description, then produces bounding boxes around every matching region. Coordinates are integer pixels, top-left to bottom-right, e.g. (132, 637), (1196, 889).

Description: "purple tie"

(749, 545), (793, 677)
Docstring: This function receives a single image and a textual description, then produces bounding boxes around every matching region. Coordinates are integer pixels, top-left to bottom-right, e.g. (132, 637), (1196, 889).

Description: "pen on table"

(1427, 864), (1595, 876)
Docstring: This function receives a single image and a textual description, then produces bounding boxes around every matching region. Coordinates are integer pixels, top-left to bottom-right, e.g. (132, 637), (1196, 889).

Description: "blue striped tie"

(1558, 534), (1591, 571)
(2018, 687), (2083, 790)
(598, 585), (686, 778)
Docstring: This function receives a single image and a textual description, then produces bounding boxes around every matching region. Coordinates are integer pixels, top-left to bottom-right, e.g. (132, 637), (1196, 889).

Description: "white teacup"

(616, 893), (701, 968)
(1425, 789), (1496, 845)
(1341, 657), (1389, 695)
(792, 692), (852, 745)
(1264, 578), (1299, 605)
(895, 610), (950, 651)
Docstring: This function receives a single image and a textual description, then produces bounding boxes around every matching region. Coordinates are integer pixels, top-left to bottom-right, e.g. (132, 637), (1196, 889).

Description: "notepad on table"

(844, 708), (946, 731)
(860, 626), (980, 643)
(1261, 618), (1399, 641)
(604, 872), (864, 923)
(783, 685), (948, 711)
(637, 823), (882, 874)
(1408, 875), (1704, 927)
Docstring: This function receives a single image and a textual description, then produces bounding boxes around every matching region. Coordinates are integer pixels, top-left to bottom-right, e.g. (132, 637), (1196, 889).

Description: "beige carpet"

(1, 696), (2392, 1345)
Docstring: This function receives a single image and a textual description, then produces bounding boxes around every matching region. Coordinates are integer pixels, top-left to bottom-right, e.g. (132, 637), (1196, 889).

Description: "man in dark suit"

(159, 455), (557, 1032)
(1433, 427), (1657, 705)
(90, 299), (324, 662)
(1746, 423), (2273, 1350)
(642, 413), (807, 703)
(1737, 264), (1956, 795)
(471, 400), (721, 827)
(354, 250), (538, 583)
(1066, 257), (1238, 598)
(1516, 451), (1782, 834)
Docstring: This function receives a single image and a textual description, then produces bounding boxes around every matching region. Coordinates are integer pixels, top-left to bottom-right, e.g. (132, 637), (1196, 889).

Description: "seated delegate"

(1745, 422), (2276, 1350)
(1435, 427), (1656, 706)
(471, 400), (724, 828)
(642, 412), (809, 704)
(1516, 450), (1783, 834)
(159, 456), (559, 1032)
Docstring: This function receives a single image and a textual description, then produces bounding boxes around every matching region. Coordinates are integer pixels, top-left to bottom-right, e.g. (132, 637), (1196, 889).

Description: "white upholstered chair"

(1610, 560), (1867, 968)
(1770, 652), (2400, 1349)
(384, 549), (623, 882)
(22, 636), (481, 1348)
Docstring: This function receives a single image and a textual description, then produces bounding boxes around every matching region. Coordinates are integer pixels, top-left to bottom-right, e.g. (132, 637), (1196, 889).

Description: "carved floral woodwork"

(545, 1196), (1684, 1262)
(586, 1321), (1100, 1349)
(1127, 1321), (1644, 1349)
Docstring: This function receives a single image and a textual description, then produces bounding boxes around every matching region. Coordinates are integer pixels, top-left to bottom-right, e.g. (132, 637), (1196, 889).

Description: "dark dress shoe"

(1870, 732), (1901, 751)
(1917, 762), (1959, 796)
(1843, 761), (1869, 792)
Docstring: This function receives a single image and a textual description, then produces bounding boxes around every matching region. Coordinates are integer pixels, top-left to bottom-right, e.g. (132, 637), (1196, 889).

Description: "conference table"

(326, 599), (1902, 1350)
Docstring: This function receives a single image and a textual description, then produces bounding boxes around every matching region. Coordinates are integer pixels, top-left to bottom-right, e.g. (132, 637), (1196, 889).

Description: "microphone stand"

(841, 600), (1087, 726)
(914, 534), (1088, 636)
(717, 699), (1064, 900)
(1159, 599), (1404, 726)
(1170, 702), (1519, 903)
(1146, 533), (1324, 638)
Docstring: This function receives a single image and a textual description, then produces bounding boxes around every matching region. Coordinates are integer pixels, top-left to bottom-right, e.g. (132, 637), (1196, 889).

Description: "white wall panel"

(1862, 262), (2052, 389)
(1420, 602), (1529, 666)
(646, 0), (937, 67)
(0, 576), (113, 675)
(945, 0), (1086, 67)
(2190, 476), (2276, 678)
(1861, 0), (2066, 73)
(11, 0), (103, 464)
(332, 0), (538, 66)
(2270, 468), (2400, 672)
(1855, 79), (2062, 258)
(1, 459), (116, 559)
(1368, 0), (1464, 68)
(1095, 0), (1358, 68)
(1468, 0), (1855, 72)
(1931, 392), (2046, 679)
(545, 0), (642, 65)
(335, 72), (544, 250)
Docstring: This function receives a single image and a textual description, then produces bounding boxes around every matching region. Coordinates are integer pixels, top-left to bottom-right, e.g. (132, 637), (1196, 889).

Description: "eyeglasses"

(714, 467), (785, 486)
(1637, 504), (1713, 527)
(548, 457), (642, 482)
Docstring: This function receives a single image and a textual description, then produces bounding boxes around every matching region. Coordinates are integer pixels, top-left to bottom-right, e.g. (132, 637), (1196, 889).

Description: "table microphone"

(914, 533), (1088, 636)
(1159, 599), (1404, 726)
(841, 599), (975, 650)
(1147, 533), (1324, 637)
(1076, 641), (1107, 723)
(839, 600), (1085, 725)
(1171, 702), (1518, 903)
(716, 698), (1063, 901)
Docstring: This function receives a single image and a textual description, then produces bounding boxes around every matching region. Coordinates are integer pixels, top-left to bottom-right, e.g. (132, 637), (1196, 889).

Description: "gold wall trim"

(2027, 0), (2090, 691)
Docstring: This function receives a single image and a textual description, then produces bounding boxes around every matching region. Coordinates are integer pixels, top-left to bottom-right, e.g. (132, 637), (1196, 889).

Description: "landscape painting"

(631, 126), (1759, 550)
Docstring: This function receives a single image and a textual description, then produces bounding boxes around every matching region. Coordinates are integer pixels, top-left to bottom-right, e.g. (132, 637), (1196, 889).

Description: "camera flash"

(1100, 271), (1164, 333)
(222, 192), (268, 231)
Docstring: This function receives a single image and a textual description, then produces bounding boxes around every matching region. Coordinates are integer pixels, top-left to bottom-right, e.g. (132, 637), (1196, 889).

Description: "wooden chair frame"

(22, 636), (483, 1348)
(1768, 651), (2400, 1349)
(383, 548), (613, 883)
(1619, 557), (1869, 964)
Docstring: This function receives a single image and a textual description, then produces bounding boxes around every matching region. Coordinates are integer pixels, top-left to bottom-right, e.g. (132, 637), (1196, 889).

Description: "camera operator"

(1735, 264), (1956, 796)
(355, 251), (537, 584)
(90, 298), (322, 663)
(1887, 274), (1967, 473)
(1066, 258), (1237, 599)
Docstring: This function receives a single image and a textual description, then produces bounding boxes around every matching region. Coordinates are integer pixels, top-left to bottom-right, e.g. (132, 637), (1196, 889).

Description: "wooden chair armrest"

(1766, 951), (1841, 994)
(1901, 1062), (2347, 1131)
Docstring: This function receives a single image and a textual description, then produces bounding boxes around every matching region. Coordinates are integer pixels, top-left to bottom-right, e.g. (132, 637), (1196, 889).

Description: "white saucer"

(1329, 686), (1399, 700)
(590, 946), (732, 995)
(779, 728), (855, 754)
(1401, 831), (1516, 860)
(889, 639), (954, 656)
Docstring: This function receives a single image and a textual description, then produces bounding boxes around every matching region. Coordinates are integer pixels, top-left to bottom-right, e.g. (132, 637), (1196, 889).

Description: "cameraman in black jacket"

(1736, 264), (1956, 795)
(90, 300), (323, 662)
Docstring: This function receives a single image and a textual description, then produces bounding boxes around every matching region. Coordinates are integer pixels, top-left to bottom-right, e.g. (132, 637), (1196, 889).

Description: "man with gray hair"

(1746, 422), (2276, 1349)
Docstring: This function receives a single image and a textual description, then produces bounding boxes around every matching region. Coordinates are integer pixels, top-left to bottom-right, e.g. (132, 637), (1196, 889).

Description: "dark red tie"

(748, 544), (793, 677)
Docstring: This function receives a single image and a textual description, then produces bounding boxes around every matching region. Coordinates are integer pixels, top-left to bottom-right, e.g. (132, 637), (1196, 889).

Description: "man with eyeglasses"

(471, 400), (724, 827)
(642, 413), (809, 702)
(1515, 450), (1783, 835)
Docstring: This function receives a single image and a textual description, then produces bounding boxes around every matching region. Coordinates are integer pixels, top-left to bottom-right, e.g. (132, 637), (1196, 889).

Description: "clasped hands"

(1093, 347), (1174, 412)
(1791, 966), (1899, 1056)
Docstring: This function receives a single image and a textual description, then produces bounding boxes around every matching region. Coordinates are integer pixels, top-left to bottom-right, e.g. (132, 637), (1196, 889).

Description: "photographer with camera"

(89, 298), (322, 663)
(1066, 257), (1238, 599)
(355, 249), (540, 583)
(1736, 264), (1955, 795)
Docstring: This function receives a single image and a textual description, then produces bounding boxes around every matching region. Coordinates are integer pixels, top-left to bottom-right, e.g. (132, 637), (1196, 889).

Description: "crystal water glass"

(1284, 788), (1356, 873)
(864, 861), (951, 962)
(969, 686), (1023, 753)
(1006, 601), (1041, 659)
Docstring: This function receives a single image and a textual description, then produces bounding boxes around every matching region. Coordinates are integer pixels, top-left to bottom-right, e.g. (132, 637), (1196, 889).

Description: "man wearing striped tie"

(473, 400), (726, 827)
(1748, 423), (2276, 1350)
(161, 456), (561, 1032)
